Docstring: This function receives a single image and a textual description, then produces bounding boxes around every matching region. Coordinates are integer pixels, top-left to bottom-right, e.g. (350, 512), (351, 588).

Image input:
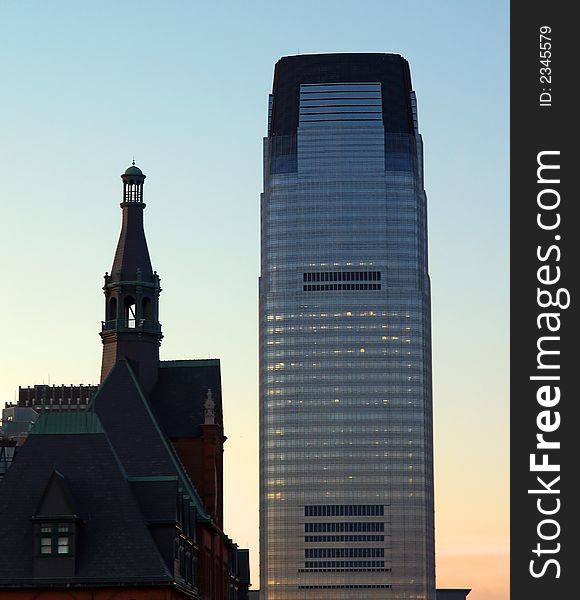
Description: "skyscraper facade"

(259, 54), (435, 599)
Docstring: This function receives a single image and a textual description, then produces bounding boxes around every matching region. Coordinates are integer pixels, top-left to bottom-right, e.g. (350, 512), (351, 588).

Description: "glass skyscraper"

(259, 54), (435, 600)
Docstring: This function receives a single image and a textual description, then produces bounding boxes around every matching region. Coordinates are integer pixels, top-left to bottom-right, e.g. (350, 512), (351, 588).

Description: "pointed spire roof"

(110, 162), (153, 282)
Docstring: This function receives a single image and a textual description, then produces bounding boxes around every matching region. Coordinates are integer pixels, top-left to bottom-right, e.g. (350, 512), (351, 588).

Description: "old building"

(17, 384), (97, 412)
(0, 163), (250, 599)
(0, 405), (38, 478)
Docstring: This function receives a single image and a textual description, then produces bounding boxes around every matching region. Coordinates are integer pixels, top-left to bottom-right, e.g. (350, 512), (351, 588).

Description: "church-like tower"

(0, 163), (252, 600)
(99, 162), (162, 395)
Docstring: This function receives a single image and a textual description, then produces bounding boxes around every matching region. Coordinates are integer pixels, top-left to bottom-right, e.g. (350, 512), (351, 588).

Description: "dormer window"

(32, 470), (80, 577)
(38, 523), (73, 556)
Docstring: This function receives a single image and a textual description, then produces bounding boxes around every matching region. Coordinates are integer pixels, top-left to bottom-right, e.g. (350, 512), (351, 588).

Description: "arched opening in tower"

(142, 297), (152, 322)
(108, 297), (117, 322)
(123, 296), (136, 328)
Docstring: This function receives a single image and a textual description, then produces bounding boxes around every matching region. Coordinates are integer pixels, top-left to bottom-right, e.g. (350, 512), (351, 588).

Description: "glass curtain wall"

(260, 55), (435, 600)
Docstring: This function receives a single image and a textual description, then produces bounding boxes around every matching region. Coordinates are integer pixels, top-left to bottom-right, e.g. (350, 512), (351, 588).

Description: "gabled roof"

(0, 425), (171, 584)
(34, 469), (78, 519)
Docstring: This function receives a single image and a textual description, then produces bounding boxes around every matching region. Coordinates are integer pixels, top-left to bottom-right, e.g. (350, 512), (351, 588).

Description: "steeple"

(100, 163), (162, 395)
(111, 162), (153, 282)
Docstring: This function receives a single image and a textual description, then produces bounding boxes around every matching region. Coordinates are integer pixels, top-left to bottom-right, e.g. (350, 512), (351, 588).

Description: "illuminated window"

(58, 537), (70, 555)
(36, 522), (74, 557)
(40, 537), (52, 555)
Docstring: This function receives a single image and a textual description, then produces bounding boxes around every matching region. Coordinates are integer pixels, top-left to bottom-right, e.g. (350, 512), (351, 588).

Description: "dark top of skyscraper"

(270, 53), (415, 138)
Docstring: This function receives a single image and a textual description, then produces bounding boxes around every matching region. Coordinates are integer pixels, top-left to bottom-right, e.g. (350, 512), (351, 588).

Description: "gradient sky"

(0, 2), (508, 599)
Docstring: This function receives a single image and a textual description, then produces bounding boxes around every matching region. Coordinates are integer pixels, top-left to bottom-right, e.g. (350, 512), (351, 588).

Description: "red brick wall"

(172, 425), (230, 600)
(172, 424), (224, 528)
(197, 523), (231, 600)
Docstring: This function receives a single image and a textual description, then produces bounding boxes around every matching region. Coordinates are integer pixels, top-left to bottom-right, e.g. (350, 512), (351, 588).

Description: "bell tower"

(99, 163), (163, 395)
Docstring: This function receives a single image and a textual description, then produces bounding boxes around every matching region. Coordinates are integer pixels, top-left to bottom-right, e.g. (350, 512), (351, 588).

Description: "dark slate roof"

(0, 359), (216, 587)
(93, 360), (210, 521)
(0, 428), (171, 584)
(93, 360), (176, 478)
(129, 477), (178, 524)
(150, 359), (223, 438)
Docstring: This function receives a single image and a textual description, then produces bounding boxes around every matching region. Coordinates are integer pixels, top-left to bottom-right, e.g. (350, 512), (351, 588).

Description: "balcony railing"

(101, 319), (161, 333)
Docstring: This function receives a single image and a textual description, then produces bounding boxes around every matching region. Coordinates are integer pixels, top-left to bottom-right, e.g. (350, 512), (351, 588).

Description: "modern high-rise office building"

(259, 54), (435, 599)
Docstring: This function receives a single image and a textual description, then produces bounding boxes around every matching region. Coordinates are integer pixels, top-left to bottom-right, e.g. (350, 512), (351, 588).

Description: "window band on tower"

(305, 521), (385, 532)
(304, 504), (385, 517)
(303, 271), (382, 292)
(298, 584), (393, 590)
(299, 562), (389, 572)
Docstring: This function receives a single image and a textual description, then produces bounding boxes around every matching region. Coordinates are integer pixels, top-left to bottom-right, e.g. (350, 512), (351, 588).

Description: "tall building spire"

(99, 163), (162, 395)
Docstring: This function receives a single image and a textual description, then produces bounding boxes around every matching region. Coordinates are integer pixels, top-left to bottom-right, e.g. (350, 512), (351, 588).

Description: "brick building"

(0, 164), (251, 599)
(16, 384), (97, 412)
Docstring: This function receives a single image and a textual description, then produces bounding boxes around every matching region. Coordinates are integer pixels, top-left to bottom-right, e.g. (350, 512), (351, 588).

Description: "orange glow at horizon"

(437, 551), (509, 600)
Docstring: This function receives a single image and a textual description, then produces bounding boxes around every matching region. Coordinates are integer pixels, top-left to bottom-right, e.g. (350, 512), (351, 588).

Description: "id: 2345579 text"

(539, 25), (552, 107)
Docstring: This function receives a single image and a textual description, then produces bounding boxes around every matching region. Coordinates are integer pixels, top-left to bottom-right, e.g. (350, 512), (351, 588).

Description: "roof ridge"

(122, 362), (212, 523)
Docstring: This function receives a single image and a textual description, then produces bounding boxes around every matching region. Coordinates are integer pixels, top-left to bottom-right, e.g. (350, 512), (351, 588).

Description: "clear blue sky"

(0, 2), (508, 598)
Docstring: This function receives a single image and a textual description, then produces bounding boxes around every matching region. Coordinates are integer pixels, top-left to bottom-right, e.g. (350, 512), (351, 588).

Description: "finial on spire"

(204, 389), (216, 425)
(132, 158), (135, 166)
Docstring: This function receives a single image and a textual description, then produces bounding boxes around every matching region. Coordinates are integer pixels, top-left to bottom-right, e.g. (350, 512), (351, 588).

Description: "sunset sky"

(0, 2), (508, 598)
